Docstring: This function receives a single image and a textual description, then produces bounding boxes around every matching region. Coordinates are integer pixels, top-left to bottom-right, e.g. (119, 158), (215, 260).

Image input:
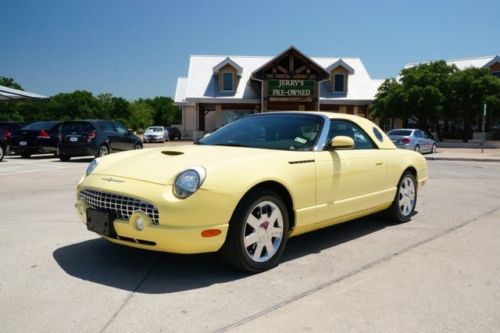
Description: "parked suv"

(58, 120), (143, 161)
(11, 121), (62, 158)
(166, 127), (182, 140)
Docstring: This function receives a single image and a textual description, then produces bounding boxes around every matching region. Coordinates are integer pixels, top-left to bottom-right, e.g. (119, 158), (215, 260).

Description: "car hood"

(91, 144), (289, 185)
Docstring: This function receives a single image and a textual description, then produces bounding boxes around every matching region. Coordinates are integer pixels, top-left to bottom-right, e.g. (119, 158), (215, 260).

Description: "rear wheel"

(387, 171), (417, 223)
(221, 189), (289, 273)
(431, 144), (437, 154)
(96, 144), (109, 157)
(414, 145), (420, 153)
(0, 145), (5, 162)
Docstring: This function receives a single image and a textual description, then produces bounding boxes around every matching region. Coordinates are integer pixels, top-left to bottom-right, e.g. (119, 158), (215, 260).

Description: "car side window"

(415, 130), (423, 138)
(100, 122), (115, 132)
(114, 122), (129, 135)
(327, 120), (376, 150)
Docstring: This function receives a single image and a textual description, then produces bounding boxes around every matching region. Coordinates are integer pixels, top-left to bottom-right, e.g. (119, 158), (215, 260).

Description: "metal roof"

(405, 55), (499, 71)
(0, 85), (48, 101)
(176, 54), (383, 104)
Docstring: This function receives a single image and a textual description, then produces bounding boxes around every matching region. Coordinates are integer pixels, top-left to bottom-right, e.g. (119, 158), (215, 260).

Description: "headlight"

(86, 158), (101, 176)
(174, 166), (206, 199)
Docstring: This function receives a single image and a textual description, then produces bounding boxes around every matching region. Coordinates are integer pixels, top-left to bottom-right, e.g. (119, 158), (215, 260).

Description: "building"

(175, 46), (383, 138)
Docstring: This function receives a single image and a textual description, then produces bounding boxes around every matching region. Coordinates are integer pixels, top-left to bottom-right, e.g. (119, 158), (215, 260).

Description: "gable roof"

(326, 59), (355, 74)
(212, 57), (243, 75)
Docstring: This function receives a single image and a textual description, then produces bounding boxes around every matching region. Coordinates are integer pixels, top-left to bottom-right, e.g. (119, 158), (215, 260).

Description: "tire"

(21, 153), (31, 158)
(59, 155), (71, 162)
(220, 189), (289, 273)
(96, 144), (110, 157)
(134, 143), (143, 150)
(431, 144), (437, 154)
(387, 171), (417, 223)
(414, 145), (420, 153)
(0, 145), (4, 162)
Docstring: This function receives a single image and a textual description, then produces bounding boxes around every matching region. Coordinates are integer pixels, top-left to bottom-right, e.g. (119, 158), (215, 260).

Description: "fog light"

(136, 217), (144, 231)
(130, 211), (150, 231)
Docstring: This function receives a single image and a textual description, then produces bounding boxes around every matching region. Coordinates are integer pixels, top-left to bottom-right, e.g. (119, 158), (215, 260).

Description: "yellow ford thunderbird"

(76, 112), (428, 273)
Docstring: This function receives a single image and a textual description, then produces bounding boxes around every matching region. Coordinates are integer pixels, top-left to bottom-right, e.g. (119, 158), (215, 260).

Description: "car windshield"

(388, 129), (413, 136)
(148, 127), (163, 132)
(199, 114), (324, 151)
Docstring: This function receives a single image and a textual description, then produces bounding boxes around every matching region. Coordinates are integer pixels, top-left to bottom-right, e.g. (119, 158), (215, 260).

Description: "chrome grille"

(79, 189), (159, 225)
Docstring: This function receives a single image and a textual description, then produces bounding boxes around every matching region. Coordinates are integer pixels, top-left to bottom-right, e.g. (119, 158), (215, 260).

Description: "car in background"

(387, 128), (436, 154)
(166, 127), (182, 140)
(58, 120), (143, 161)
(76, 112), (428, 273)
(143, 126), (169, 143)
(11, 121), (62, 158)
(0, 129), (9, 161)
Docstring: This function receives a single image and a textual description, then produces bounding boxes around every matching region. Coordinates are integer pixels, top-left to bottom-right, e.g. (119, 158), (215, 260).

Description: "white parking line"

(0, 163), (84, 176)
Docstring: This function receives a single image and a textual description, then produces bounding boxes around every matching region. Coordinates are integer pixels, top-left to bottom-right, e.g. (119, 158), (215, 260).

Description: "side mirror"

(330, 136), (355, 150)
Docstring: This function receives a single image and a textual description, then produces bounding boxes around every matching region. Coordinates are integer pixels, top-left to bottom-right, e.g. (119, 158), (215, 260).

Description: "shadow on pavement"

(53, 214), (389, 294)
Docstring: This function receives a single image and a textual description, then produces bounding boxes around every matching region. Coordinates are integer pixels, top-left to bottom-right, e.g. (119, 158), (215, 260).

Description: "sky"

(1, 0), (499, 100)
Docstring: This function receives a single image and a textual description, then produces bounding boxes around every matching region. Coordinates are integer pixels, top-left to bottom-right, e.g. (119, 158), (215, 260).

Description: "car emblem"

(101, 177), (125, 183)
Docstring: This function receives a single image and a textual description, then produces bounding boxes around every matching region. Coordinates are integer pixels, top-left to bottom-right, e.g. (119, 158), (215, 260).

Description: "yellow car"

(76, 112), (428, 273)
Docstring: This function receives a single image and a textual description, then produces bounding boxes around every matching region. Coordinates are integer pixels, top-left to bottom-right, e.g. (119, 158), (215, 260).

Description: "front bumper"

(76, 174), (238, 254)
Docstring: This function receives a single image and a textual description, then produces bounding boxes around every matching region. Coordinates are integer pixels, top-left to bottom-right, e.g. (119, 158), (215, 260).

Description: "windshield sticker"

(294, 137), (307, 144)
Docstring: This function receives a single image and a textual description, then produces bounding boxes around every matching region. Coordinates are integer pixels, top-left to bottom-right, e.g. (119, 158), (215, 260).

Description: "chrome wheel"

(243, 200), (284, 263)
(398, 175), (416, 217)
(0, 145), (4, 161)
(431, 144), (437, 154)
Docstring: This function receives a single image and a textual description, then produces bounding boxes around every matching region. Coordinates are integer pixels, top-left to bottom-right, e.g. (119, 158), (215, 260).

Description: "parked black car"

(0, 129), (9, 162)
(11, 121), (62, 158)
(58, 120), (143, 161)
(166, 127), (182, 140)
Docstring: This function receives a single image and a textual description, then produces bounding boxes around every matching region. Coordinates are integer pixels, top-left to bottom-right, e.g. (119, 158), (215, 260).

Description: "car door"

(99, 121), (121, 151)
(114, 121), (135, 150)
(314, 119), (388, 222)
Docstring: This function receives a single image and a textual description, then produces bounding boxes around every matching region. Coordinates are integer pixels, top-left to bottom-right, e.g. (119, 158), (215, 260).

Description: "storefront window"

(223, 110), (253, 125)
(223, 72), (234, 91)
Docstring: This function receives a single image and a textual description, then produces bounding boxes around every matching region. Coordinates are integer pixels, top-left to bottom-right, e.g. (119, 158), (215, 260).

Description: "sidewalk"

(426, 147), (500, 162)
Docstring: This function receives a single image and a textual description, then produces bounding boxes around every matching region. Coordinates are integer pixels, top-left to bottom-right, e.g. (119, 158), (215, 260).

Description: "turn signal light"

(201, 229), (221, 238)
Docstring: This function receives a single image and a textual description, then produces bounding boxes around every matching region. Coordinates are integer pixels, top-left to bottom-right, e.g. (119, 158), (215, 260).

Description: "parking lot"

(1, 145), (499, 332)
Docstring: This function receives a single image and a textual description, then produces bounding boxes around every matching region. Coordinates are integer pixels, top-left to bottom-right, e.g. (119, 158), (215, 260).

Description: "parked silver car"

(143, 126), (169, 143)
(387, 128), (436, 153)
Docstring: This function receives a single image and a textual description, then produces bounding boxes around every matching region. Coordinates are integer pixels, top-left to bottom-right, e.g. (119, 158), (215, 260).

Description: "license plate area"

(19, 141), (27, 146)
(86, 208), (116, 237)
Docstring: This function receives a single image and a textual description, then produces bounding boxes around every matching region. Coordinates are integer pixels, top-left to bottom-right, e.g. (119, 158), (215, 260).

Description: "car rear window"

(388, 129), (412, 136)
(23, 122), (59, 130)
(61, 122), (95, 133)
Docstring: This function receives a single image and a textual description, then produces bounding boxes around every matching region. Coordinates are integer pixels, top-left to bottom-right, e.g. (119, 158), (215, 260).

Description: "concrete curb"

(425, 156), (500, 163)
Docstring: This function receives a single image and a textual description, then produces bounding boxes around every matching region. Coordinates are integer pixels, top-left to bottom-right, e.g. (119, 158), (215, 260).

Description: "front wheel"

(0, 145), (5, 162)
(220, 189), (289, 273)
(134, 143), (142, 150)
(386, 171), (417, 223)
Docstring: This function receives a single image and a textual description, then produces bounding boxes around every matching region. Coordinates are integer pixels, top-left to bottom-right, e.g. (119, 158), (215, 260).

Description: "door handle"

(376, 161), (384, 166)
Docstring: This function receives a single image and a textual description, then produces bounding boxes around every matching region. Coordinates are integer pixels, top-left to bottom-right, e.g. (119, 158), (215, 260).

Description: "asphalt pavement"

(0, 148), (499, 332)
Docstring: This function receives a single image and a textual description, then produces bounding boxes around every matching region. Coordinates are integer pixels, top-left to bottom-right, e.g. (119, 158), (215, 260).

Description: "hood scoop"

(162, 150), (184, 156)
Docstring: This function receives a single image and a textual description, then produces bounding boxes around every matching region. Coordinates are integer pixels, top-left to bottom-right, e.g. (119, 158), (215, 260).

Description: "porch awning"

(0, 85), (48, 101)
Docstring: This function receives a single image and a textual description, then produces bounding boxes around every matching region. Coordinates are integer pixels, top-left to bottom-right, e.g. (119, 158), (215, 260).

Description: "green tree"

(128, 101), (154, 130)
(371, 61), (456, 140)
(0, 76), (23, 90)
(449, 68), (500, 141)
